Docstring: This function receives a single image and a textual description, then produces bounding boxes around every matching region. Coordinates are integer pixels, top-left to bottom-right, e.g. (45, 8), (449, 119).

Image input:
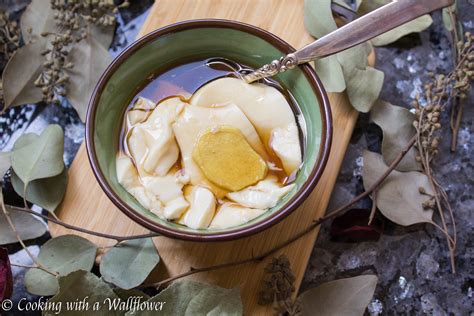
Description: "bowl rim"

(85, 19), (332, 241)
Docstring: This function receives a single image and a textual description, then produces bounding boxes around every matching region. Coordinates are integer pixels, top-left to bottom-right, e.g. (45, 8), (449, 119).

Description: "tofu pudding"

(116, 59), (304, 230)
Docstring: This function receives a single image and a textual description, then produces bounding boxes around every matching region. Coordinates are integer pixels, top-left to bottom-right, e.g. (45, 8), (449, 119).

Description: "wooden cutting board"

(50, 0), (371, 314)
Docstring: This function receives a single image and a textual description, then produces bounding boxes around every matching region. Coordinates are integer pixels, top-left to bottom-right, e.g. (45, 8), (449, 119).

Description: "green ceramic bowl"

(86, 19), (332, 241)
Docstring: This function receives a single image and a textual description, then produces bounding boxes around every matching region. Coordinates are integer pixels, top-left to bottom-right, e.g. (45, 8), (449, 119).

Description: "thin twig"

(368, 189), (377, 225)
(143, 137), (417, 289)
(10, 263), (39, 269)
(1, 196), (57, 276)
(6, 205), (160, 242)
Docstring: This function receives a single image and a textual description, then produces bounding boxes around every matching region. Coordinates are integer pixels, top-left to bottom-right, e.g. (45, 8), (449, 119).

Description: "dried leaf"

(442, 2), (457, 32)
(0, 247), (13, 301)
(24, 235), (97, 296)
(11, 169), (68, 213)
(0, 152), (10, 178)
(126, 281), (243, 316)
(299, 275), (378, 316)
(90, 23), (115, 49)
(372, 15), (433, 46)
(66, 33), (112, 122)
(114, 288), (150, 302)
(0, 197), (47, 246)
(304, 0), (338, 39)
(11, 125), (65, 191)
(1, 40), (44, 110)
(330, 208), (384, 242)
(20, 0), (57, 41)
(46, 270), (121, 316)
(371, 100), (422, 171)
(357, 0), (432, 46)
(337, 45), (384, 112)
(313, 56), (346, 92)
(304, 0), (346, 92)
(100, 238), (160, 290)
(362, 151), (434, 226)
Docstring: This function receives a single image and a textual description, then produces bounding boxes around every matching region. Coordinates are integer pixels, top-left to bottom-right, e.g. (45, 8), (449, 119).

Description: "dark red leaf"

(330, 208), (384, 242)
(0, 247), (13, 301)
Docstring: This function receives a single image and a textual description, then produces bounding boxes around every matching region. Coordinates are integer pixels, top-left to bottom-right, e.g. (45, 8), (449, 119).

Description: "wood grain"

(49, 0), (369, 314)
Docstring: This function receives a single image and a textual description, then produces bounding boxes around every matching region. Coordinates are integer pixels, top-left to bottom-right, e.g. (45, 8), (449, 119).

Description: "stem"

(450, 99), (464, 152)
(144, 137), (417, 289)
(368, 189), (377, 225)
(6, 205), (160, 242)
(1, 196), (57, 276)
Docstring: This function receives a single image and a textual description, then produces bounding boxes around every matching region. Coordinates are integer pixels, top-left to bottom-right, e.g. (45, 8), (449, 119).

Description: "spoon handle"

(243, 0), (454, 83)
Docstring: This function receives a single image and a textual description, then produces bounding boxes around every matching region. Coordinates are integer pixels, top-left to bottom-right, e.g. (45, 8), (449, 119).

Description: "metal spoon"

(243, 0), (454, 83)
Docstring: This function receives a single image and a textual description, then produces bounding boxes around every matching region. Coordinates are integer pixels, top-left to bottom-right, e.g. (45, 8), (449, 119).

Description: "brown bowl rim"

(85, 19), (332, 241)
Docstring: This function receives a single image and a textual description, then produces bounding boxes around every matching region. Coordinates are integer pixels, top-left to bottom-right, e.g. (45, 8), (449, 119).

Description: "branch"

(1, 197), (57, 276)
(6, 205), (160, 243)
(143, 136), (417, 289)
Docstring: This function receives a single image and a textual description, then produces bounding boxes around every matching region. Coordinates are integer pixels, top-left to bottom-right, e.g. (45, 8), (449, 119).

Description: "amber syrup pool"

(118, 58), (306, 185)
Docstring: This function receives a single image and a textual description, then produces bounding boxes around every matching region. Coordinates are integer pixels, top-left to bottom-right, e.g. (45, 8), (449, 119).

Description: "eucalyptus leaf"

(20, 0), (57, 42)
(24, 235), (97, 296)
(442, 2), (457, 32)
(1, 40), (45, 110)
(371, 100), (422, 171)
(100, 238), (160, 290)
(371, 15), (433, 46)
(313, 56), (346, 92)
(11, 125), (65, 191)
(339, 64), (384, 112)
(304, 0), (338, 39)
(362, 151), (434, 226)
(305, 0), (346, 92)
(114, 288), (150, 302)
(46, 270), (121, 316)
(0, 152), (11, 178)
(126, 281), (243, 316)
(11, 169), (68, 213)
(357, 0), (432, 46)
(66, 34), (112, 122)
(90, 23), (116, 49)
(0, 202), (47, 246)
(299, 275), (378, 316)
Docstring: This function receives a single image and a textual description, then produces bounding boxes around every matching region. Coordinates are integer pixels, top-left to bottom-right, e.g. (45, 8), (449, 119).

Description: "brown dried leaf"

(362, 151), (434, 226)
(371, 100), (422, 172)
(299, 275), (378, 316)
(20, 0), (57, 42)
(66, 33), (112, 122)
(1, 40), (44, 110)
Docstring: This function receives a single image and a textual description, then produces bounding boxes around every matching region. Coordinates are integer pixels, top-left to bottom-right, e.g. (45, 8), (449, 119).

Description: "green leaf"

(0, 201), (47, 246)
(0, 152), (11, 178)
(46, 270), (121, 316)
(313, 56), (346, 92)
(299, 275), (378, 316)
(442, 2), (456, 32)
(362, 151), (434, 226)
(357, 0), (432, 46)
(126, 281), (243, 316)
(66, 33), (112, 122)
(20, 0), (57, 42)
(372, 15), (433, 46)
(114, 288), (150, 302)
(11, 125), (65, 191)
(100, 238), (160, 290)
(24, 235), (97, 296)
(1, 40), (45, 110)
(304, 0), (337, 39)
(337, 45), (384, 112)
(370, 100), (422, 172)
(11, 169), (68, 213)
